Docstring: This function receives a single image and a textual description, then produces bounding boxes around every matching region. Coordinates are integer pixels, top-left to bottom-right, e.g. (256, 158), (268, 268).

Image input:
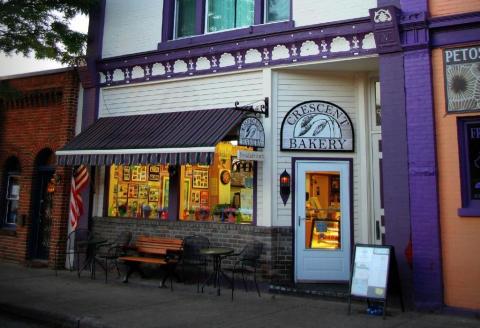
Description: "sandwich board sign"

(348, 244), (404, 319)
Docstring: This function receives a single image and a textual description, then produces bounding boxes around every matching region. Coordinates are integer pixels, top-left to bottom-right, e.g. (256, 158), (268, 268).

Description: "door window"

(305, 172), (341, 249)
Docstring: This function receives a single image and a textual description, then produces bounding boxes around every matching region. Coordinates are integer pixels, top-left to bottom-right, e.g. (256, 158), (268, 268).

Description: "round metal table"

(199, 247), (234, 295)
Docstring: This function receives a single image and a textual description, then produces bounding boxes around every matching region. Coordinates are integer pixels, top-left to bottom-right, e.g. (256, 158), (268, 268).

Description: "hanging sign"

(239, 117), (265, 148)
(281, 101), (354, 152)
(444, 45), (480, 113)
(237, 150), (264, 161)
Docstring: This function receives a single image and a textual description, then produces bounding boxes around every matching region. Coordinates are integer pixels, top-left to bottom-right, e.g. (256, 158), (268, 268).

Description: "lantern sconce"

(280, 170), (291, 205)
(47, 173), (61, 194)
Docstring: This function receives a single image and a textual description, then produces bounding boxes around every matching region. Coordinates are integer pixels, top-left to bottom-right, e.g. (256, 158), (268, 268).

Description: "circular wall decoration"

(220, 170), (231, 184)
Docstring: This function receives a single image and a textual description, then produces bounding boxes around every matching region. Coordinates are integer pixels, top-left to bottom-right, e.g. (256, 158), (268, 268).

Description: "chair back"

(182, 235), (210, 262)
(113, 231), (132, 248)
(239, 241), (263, 267)
(66, 228), (92, 253)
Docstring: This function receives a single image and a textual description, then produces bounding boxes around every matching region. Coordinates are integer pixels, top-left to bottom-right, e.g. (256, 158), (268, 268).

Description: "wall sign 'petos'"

(280, 101), (354, 152)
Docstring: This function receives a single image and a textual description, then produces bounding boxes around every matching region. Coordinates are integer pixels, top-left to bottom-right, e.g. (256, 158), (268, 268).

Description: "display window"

(107, 142), (255, 224)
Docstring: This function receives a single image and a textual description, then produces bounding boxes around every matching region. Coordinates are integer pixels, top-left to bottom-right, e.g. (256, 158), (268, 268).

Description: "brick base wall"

(92, 217), (293, 283)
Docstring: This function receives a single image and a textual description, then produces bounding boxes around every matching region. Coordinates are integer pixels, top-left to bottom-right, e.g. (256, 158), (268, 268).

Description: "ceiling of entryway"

(280, 55), (379, 72)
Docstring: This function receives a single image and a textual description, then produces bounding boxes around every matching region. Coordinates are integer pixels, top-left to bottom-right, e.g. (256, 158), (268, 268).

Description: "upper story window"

(171, 0), (291, 41)
(266, 0), (290, 22)
(175, 0), (196, 38)
(207, 0), (254, 33)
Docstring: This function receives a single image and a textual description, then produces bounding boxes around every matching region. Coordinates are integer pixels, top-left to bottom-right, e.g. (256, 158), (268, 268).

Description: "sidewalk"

(0, 262), (478, 328)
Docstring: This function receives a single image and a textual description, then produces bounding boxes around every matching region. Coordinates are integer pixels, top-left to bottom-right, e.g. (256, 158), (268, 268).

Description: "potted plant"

(224, 207), (237, 223)
(212, 204), (228, 222)
(188, 208), (195, 220)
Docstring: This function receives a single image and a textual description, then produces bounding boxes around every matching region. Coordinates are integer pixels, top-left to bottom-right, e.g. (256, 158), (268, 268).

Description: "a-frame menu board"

(348, 244), (404, 319)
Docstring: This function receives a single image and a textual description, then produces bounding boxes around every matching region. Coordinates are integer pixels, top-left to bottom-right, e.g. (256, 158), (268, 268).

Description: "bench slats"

(118, 256), (168, 265)
(119, 235), (183, 265)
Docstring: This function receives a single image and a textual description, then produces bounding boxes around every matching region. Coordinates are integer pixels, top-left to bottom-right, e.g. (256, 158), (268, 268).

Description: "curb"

(0, 302), (110, 328)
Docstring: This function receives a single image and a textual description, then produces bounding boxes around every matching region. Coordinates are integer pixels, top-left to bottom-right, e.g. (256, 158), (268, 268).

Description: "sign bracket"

(234, 97), (269, 118)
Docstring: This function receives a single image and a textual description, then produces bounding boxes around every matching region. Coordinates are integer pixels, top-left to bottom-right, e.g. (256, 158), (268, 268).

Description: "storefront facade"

(60, 0), (479, 310)
(429, 0), (480, 311)
(0, 68), (80, 266)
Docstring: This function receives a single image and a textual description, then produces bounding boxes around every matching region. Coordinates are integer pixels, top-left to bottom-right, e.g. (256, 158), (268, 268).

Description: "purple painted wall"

(404, 49), (443, 309)
(379, 53), (413, 305)
(400, 0), (427, 12)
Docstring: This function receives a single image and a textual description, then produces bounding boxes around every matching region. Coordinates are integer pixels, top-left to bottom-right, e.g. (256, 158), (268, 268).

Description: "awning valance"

(56, 108), (245, 166)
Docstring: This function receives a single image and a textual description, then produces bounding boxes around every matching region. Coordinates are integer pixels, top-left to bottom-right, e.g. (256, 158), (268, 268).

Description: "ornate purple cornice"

(429, 11), (480, 47)
(96, 18), (377, 88)
(369, 6), (402, 54)
(400, 11), (429, 50)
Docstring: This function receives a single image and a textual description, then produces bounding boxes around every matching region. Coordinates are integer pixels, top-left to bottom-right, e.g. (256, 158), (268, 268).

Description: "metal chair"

(181, 235), (210, 292)
(95, 231), (132, 283)
(228, 241), (263, 300)
(54, 228), (92, 277)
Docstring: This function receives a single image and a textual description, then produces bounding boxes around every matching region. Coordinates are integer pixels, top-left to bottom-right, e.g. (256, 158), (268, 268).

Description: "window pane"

(176, 0), (196, 38)
(5, 175), (20, 225)
(179, 142), (254, 224)
(266, 0), (290, 22)
(107, 165), (170, 219)
(207, 0), (254, 32)
(236, 0), (255, 28)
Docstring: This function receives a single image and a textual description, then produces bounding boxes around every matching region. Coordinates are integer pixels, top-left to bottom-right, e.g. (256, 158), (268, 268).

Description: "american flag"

(69, 165), (89, 230)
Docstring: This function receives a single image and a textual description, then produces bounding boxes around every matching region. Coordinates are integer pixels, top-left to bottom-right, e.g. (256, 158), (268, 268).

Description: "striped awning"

(56, 108), (245, 166)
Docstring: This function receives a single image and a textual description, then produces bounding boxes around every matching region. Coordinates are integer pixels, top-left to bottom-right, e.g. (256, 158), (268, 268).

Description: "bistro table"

(77, 237), (108, 279)
(200, 247), (234, 296)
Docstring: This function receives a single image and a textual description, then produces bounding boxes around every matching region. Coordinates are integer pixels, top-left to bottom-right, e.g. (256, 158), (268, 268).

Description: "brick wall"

(92, 217), (293, 283)
(429, 0), (480, 17)
(0, 69), (79, 266)
(404, 49), (443, 309)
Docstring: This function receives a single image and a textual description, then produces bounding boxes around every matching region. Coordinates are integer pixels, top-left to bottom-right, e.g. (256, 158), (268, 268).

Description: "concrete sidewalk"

(0, 262), (478, 328)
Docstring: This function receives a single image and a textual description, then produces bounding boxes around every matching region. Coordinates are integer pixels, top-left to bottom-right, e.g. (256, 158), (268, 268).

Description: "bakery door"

(294, 160), (351, 282)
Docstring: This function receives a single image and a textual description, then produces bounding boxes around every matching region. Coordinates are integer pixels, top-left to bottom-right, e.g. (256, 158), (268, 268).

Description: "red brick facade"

(0, 69), (79, 267)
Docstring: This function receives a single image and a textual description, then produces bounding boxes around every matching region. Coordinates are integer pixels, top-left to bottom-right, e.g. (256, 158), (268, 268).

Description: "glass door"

(295, 160), (351, 282)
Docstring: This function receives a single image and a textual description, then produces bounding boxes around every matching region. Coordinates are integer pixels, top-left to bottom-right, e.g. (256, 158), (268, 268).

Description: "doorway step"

(269, 282), (349, 300)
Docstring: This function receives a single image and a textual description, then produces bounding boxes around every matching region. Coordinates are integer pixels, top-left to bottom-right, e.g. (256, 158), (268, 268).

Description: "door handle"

(298, 216), (306, 226)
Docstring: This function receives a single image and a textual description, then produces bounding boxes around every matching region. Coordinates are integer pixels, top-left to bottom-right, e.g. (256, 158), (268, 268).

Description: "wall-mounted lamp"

(280, 170), (291, 205)
(47, 173), (61, 194)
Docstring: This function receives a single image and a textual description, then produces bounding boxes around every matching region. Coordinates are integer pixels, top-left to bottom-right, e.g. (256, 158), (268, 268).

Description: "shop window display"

(107, 142), (254, 224)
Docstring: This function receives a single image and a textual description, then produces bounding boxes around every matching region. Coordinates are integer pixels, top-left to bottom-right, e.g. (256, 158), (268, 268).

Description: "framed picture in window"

(122, 166), (131, 181)
(193, 169), (209, 189)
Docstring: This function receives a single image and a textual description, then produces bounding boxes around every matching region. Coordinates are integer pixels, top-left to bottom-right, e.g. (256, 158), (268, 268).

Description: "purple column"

(404, 49), (443, 309)
(401, 0), (443, 310)
(379, 53), (414, 305)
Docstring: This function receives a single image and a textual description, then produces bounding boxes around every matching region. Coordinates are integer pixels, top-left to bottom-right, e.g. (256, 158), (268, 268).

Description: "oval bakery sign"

(281, 101), (354, 152)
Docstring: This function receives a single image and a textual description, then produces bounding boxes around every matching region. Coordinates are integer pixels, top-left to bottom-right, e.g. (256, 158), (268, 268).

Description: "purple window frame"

(160, 0), (293, 50)
(457, 117), (480, 217)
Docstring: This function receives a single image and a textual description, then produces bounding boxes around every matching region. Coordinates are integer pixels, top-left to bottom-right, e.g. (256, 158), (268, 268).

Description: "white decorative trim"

(112, 69), (124, 82)
(151, 63), (165, 76)
(131, 66), (144, 79)
(196, 57), (211, 70)
(300, 40), (320, 57)
(374, 9), (392, 23)
(219, 53), (235, 67)
(99, 72), (106, 83)
(330, 37), (350, 53)
(245, 49), (262, 64)
(362, 33), (376, 50)
(56, 146), (216, 156)
(173, 60), (188, 73)
(272, 45), (290, 61)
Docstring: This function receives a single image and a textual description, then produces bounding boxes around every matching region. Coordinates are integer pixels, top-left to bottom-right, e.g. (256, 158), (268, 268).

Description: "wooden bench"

(118, 236), (183, 290)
